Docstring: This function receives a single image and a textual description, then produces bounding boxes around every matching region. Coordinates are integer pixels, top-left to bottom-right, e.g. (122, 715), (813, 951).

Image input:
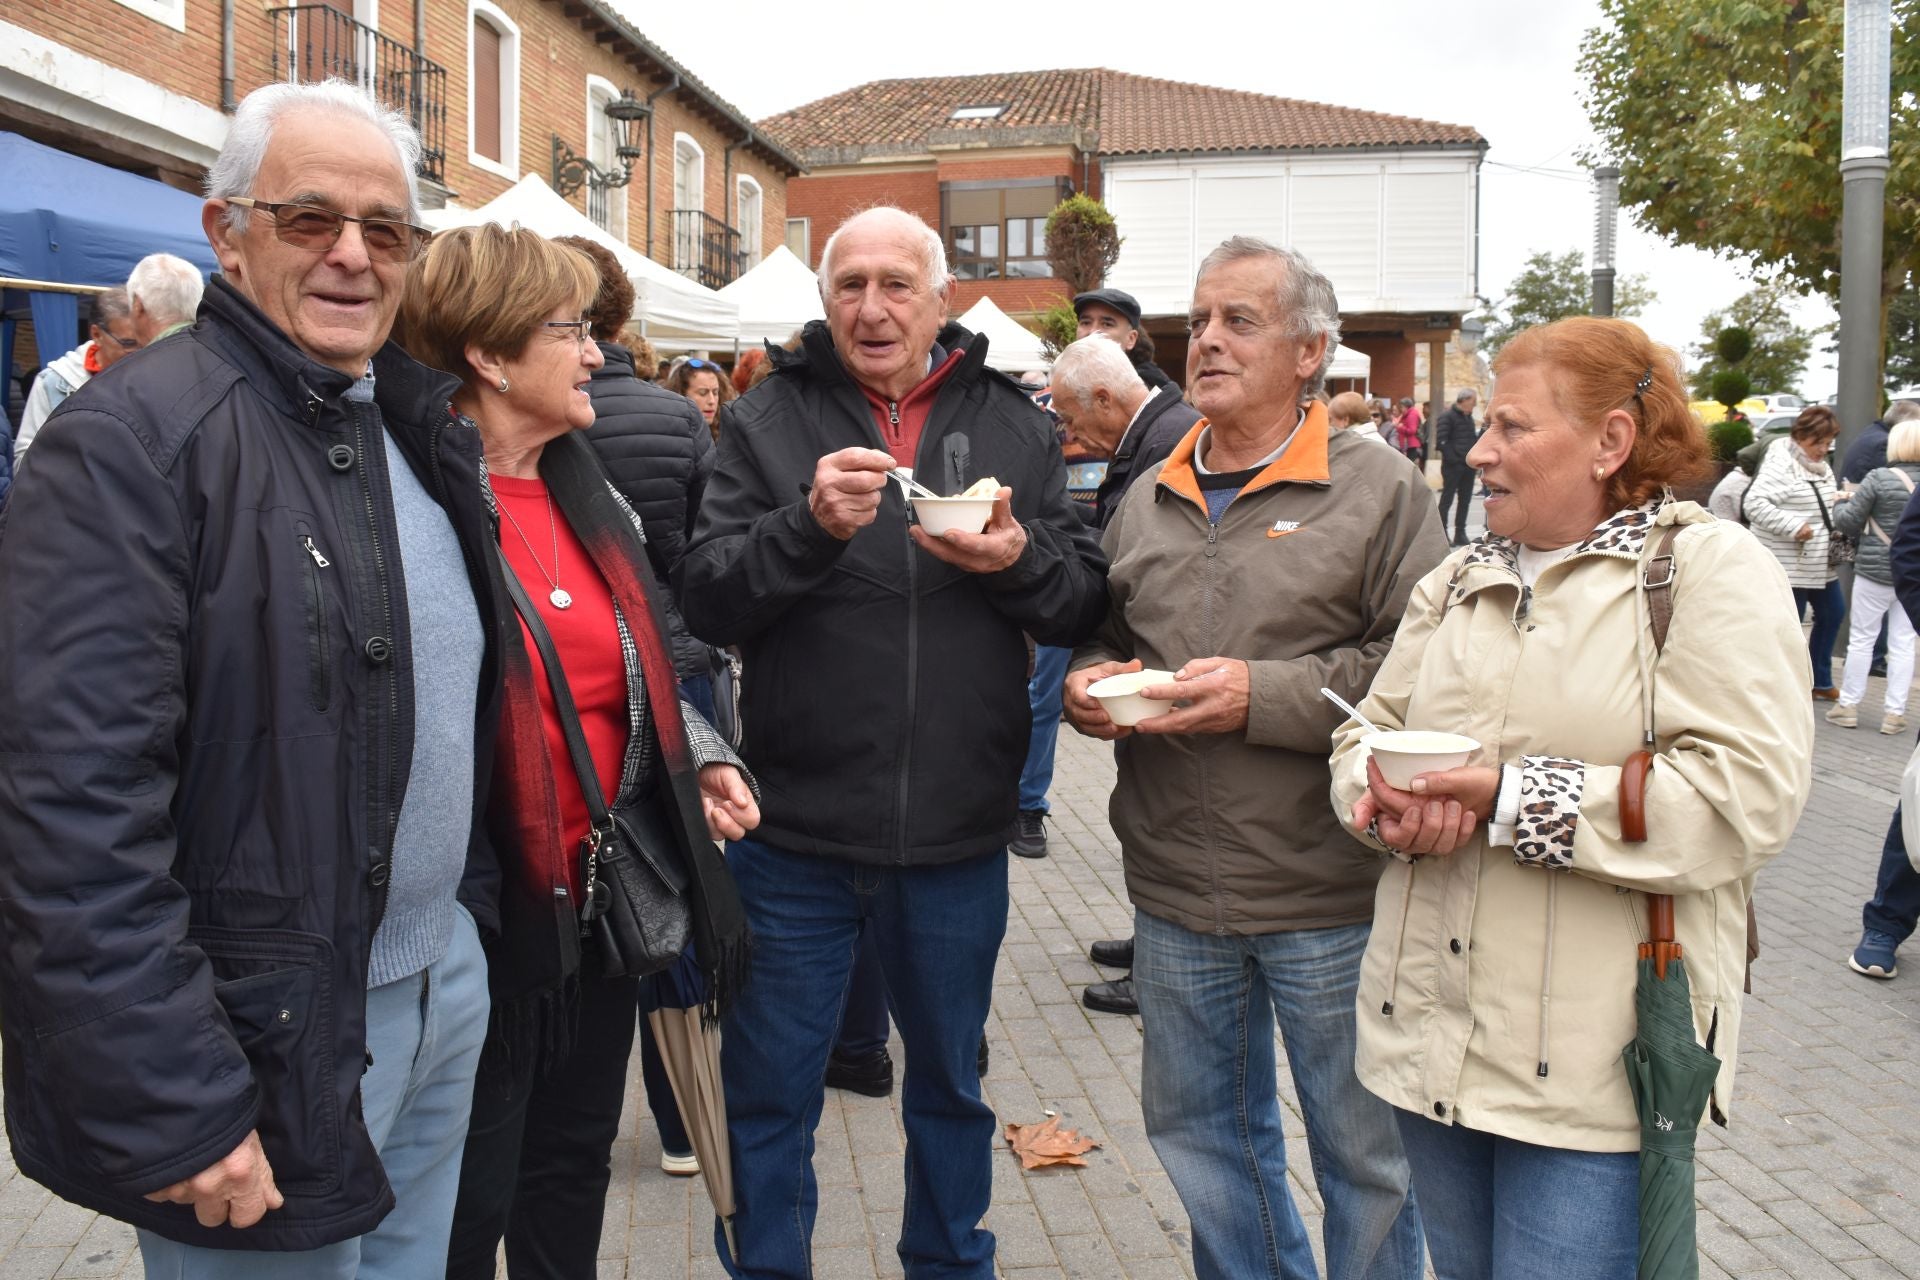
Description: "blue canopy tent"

(0, 131), (218, 406)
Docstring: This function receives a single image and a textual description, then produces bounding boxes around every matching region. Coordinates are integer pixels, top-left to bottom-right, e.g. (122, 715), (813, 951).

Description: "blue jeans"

(719, 839), (1007, 1279)
(1393, 1110), (1638, 1280)
(1794, 580), (1846, 688)
(139, 907), (489, 1279)
(1133, 910), (1422, 1280)
(1017, 645), (1071, 813)
(834, 922), (891, 1058)
(1863, 805), (1920, 944)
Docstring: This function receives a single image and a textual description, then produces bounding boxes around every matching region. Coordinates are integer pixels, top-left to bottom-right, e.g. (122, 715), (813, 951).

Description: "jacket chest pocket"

(294, 521), (334, 713)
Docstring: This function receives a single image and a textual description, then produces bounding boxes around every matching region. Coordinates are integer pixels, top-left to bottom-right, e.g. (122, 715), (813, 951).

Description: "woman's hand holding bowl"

(1352, 756), (1499, 857)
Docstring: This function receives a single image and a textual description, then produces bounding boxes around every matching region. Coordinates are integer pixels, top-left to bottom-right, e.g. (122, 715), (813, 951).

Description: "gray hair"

(1886, 399), (1920, 426)
(1195, 236), (1342, 394)
(91, 287), (132, 326)
(1455, 388), (1478, 404)
(207, 80), (422, 232)
(127, 253), (205, 326)
(816, 206), (951, 301)
(1050, 334), (1141, 404)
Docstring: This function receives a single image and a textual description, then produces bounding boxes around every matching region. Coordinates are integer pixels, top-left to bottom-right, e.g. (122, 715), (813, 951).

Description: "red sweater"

(859, 348), (964, 469)
(493, 472), (627, 868)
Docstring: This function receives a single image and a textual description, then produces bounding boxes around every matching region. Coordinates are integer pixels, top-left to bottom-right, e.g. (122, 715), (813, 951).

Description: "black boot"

(1089, 937), (1134, 968)
(1082, 974), (1138, 1016)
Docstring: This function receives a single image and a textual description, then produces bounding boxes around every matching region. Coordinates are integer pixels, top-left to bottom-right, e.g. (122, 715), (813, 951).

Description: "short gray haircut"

(1195, 236), (1342, 394)
(816, 206), (951, 301)
(1455, 388), (1478, 404)
(1886, 399), (1920, 426)
(91, 287), (132, 326)
(207, 80), (422, 232)
(1050, 334), (1141, 404)
(127, 253), (204, 326)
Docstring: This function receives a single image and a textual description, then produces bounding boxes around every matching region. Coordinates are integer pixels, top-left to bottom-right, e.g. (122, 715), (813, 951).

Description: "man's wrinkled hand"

(808, 447), (897, 541)
(143, 1129), (283, 1229)
(1130, 657), (1250, 736)
(1064, 658), (1139, 741)
(699, 763), (760, 842)
(909, 488), (1027, 574)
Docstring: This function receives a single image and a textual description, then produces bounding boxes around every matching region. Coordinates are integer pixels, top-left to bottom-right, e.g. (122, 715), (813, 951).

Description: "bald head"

(817, 206), (955, 402)
(816, 207), (950, 301)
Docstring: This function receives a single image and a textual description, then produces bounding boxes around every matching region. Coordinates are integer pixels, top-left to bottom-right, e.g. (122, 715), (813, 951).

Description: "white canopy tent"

(717, 245), (824, 348)
(1326, 343), (1371, 387)
(422, 175), (739, 350)
(954, 296), (1049, 374)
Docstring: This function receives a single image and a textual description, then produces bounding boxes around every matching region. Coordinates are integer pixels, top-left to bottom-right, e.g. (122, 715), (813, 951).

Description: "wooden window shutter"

(472, 18), (502, 162)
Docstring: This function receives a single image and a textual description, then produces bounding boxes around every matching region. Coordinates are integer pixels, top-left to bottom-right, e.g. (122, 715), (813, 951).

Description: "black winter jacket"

(1435, 405), (1479, 471)
(679, 320), (1108, 866)
(0, 278), (503, 1250)
(584, 341), (715, 678)
(1093, 387), (1202, 530)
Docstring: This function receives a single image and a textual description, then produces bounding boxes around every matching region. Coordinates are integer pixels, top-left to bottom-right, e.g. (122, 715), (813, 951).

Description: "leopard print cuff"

(1513, 755), (1586, 870)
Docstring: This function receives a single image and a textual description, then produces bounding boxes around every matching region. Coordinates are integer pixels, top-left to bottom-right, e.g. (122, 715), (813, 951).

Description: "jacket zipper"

(897, 491), (919, 865)
(349, 405), (400, 937)
(1199, 517), (1225, 931)
(298, 528), (332, 712)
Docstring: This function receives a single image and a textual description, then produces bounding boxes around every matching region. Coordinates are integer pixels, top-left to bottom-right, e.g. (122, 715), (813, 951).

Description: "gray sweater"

(1834, 461), (1920, 586)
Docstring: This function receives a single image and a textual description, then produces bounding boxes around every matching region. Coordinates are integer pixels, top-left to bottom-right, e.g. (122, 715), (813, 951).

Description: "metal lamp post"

(552, 89), (650, 202)
(1837, 0), (1891, 452)
(1592, 164), (1621, 318)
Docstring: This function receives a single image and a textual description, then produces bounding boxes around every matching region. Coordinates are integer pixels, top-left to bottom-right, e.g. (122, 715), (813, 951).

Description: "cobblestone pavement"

(5, 644), (1920, 1278)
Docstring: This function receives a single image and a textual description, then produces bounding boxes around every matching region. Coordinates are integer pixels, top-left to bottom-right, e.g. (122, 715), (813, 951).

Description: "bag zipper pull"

(301, 535), (331, 568)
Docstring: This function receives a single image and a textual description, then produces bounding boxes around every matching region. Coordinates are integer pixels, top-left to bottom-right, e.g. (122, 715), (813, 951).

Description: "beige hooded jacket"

(1329, 501), (1813, 1151)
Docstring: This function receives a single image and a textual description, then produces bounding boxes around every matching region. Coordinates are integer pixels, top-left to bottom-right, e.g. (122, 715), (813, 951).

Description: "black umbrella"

(1621, 893), (1721, 1280)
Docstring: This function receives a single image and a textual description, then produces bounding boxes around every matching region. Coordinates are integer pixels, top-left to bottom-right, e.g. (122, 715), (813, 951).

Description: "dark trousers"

(1438, 465), (1475, 540)
(447, 966), (640, 1280)
(835, 923), (891, 1058)
(1793, 581), (1847, 688)
(1863, 807), (1920, 944)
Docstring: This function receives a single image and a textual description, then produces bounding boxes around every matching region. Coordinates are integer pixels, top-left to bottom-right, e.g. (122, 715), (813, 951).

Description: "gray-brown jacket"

(1074, 405), (1447, 934)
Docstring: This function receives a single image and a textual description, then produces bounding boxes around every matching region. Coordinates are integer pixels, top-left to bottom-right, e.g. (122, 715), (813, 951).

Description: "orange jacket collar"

(1158, 401), (1332, 510)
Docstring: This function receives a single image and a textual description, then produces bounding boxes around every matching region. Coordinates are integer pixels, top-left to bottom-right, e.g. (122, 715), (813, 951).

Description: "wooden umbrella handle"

(1621, 749), (1677, 973)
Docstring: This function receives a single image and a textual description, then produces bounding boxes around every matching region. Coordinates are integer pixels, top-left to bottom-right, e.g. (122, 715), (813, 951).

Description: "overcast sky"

(617, 0), (1839, 395)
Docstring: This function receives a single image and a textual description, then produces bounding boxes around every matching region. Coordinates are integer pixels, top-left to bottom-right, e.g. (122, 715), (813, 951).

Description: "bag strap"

(1808, 479), (1836, 534)
(493, 545), (615, 837)
(1643, 524), (1680, 659)
(1624, 523), (1682, 847)
(1869, 470), (1917, 543)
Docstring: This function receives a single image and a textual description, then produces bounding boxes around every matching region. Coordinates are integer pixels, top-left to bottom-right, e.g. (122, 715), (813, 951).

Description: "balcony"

(672, 209), (746, 289)
(268, 4), (449, 186)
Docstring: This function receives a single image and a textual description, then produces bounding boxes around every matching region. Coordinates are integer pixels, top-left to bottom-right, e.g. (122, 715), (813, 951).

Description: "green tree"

(1480, 248), (1655, 357)
(1889, 275), (1920, 390)
(1581, 0), (1919, 377)
(1044, 195), (1123, 297)
(1035, 295), (1079, 359)
(1689, 282), (1819, 399)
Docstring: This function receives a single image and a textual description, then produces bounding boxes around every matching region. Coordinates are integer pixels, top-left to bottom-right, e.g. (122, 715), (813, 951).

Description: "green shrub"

(1708, 419), (1753, 462)
(1044, 195), (1123, 296)
(1035, 295), (1078, 358)
(1710, 368), (1752, 411)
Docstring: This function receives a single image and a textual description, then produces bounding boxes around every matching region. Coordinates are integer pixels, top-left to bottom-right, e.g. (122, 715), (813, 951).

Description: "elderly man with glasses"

(12, 286), (138, 468)
(0, 80), (501, 1279)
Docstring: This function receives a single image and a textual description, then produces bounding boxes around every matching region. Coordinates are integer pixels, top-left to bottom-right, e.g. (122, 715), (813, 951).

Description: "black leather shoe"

(825, 1048), (894, 1097)
(1089, 937), (1134, 968)
(977, 1036), (989, 1077)
(1082, 975), (1138, 1016)
(1010, 810), (1048, 859)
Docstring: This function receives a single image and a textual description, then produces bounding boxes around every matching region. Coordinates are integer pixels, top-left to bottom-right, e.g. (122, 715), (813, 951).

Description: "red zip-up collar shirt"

(857, 345), (966, 470)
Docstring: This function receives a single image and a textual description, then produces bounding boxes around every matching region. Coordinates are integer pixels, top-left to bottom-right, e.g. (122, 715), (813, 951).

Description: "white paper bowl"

(1088, 668), (1179, 726)
(1362, 730), (1480, 790)
(910, 495), (995, 536)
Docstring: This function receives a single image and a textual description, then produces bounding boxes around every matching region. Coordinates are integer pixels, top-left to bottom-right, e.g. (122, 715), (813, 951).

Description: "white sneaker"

(1826, 702), (1859, 727)
(660, 1150), (700, 1177)
(1882, 713), (1908, 736)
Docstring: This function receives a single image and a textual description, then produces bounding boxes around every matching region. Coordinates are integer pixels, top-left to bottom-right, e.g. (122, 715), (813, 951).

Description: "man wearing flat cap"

(1074, 287), (1174, 392)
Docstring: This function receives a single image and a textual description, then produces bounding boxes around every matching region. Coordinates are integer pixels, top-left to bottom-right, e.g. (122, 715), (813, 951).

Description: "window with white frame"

(108, 0), (185, 32)
(586, 75), (628, 240)
(672, 134), (705, 274)
(785, 218), (810, 263)
(736, 176), (763, 269)
(467, 0), (520, 178)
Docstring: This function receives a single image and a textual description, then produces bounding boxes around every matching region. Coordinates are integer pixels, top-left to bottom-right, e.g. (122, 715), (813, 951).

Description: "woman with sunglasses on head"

(666, 355), (735, 438)
(396, 224), (760, 1280)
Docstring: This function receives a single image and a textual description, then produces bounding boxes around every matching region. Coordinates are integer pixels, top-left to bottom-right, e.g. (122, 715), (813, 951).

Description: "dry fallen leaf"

(1005, 1115), (1100, 1170)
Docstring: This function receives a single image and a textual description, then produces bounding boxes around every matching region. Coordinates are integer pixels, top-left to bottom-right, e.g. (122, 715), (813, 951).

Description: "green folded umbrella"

(1622, 952), (1722, 1280)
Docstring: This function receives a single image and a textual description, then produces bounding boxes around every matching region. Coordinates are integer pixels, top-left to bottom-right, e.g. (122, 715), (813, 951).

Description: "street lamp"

(1837, 0), (1892, 449)
(552, 89), (650, 199)
(1591, 164), (1621, 317)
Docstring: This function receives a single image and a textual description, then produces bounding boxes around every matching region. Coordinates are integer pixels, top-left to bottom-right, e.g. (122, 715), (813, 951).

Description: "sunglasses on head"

(227, 197), (431, 263)
(685, 358), (719, 371)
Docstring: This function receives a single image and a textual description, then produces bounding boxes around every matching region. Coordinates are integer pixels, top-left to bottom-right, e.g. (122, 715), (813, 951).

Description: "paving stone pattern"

(4, 653), (1919, 1278)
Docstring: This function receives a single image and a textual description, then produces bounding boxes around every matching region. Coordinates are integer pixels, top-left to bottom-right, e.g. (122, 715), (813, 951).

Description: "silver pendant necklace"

(498, 489), (572, 609)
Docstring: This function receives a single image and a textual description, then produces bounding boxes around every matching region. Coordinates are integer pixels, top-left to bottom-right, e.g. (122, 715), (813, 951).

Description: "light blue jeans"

(1393, 1110), (1638, 1280)
(1133, 910), (1423, 1280)
(1018, 645), (1071, 813)
(139, 906), (489, 1279)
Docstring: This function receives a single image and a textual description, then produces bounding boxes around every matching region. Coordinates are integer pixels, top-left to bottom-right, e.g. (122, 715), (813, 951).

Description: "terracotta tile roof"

(757, 69), (1481, 164)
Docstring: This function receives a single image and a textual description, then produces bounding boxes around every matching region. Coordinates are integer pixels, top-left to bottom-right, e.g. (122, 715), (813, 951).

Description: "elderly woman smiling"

(1328, 317), (1814, 1279)
(395, 223), (759, 1279)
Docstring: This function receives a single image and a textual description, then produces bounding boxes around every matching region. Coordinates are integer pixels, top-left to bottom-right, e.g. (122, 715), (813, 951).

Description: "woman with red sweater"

(398, 224), (758, 1280)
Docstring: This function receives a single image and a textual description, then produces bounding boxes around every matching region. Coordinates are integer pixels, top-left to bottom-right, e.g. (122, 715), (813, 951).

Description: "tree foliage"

(1035, 295), (1080, 359)
(1709, 419), (1753, 462)
(1689, 282), (1819, 398)
(1044, 195), (1123, 297)
(1479, 248), (1655, 357)
(1581, 0), (1920, 311)
(1890, 275), (1920, 390)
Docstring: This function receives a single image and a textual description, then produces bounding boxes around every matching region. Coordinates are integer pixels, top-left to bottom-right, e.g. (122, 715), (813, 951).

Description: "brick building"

(0, 0), (800, 286)
(760, 69), (1486, 403)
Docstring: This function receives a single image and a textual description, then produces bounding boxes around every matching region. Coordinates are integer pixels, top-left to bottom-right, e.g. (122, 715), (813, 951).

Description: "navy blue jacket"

(0, 278), (504, 1250)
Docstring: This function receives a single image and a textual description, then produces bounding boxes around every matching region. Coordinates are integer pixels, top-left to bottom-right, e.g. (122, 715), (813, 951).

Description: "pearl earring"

(497, 377), (510, 394)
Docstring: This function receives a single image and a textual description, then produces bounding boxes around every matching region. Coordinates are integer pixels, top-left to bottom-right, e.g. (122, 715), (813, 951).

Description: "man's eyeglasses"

(542, 319), (592, 351)
(227, 197), (431, 263)
(95, 327), (138, 350)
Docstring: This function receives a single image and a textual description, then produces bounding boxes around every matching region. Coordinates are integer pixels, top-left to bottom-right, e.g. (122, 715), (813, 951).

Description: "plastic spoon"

(1320, 686), (1383, 737)
(889, 468), (942, 500)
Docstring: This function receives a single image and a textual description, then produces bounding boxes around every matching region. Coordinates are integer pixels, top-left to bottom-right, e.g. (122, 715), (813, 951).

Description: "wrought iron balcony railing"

(268, 4), (449, 186)
(671, 209), (746, 289)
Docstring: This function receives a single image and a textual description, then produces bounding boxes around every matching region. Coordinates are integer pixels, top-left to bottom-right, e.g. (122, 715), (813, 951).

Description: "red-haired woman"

(1329, 317), (1814, 1278)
